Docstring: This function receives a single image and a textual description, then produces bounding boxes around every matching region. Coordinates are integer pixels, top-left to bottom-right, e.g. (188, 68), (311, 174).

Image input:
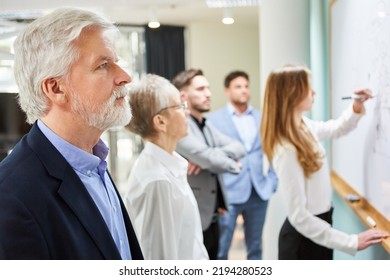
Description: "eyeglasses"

(155, 101), (188, 115)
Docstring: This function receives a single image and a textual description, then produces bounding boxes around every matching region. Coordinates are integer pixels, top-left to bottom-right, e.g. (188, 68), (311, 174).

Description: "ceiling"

(0, 0), (259, 26)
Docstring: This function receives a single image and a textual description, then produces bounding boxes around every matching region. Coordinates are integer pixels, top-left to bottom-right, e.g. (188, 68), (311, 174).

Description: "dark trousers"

(203, 216), (219, 260)
(278, 208), (334, 260)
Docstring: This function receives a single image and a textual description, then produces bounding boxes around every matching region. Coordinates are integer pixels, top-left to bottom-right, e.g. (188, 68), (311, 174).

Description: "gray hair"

(127, 74), (180, 138)
(13, 7), (117, 124)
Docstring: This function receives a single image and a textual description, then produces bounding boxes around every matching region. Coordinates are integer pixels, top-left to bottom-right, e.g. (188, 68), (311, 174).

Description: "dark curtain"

(145, 25), (185, 81)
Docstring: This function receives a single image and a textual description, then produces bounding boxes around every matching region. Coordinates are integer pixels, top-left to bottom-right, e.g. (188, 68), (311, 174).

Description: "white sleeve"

(305, 104), (364, 141)
(130, 180), (183, 260)
(273, 145), (358, 255)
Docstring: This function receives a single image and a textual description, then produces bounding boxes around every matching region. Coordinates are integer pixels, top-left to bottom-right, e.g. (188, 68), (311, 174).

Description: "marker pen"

(366, 216), (377, 228)
(341, 94), (375, 100)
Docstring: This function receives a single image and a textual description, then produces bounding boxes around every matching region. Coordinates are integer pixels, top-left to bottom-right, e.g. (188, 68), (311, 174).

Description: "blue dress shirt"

(37, 120), (131, 260)
(227, 103), (257, 152)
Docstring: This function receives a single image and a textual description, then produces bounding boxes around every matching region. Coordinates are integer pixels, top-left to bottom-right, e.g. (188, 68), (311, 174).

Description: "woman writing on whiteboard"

(261, 64), (388, 259)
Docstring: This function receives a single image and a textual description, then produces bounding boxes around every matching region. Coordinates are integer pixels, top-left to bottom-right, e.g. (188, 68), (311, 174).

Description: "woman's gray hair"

(13, 7), (117, 124)
(127, 74), (180, 138)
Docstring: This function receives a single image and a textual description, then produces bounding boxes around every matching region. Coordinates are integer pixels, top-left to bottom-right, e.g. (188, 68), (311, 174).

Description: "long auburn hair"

(260, 64), (323, 178)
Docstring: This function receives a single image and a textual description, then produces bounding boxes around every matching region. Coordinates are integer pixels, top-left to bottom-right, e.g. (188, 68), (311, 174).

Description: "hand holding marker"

(342, 89), (373, 113)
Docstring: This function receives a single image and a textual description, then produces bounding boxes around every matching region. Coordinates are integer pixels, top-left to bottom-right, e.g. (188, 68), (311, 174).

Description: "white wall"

(259, 0), (310, 260)
(185, 20), (260, 111)
(259, 0), (310, 98)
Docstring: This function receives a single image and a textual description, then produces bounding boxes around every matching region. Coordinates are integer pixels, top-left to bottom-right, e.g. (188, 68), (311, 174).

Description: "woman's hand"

(357, 228), (389, 250)
(353, 88), (373, 113)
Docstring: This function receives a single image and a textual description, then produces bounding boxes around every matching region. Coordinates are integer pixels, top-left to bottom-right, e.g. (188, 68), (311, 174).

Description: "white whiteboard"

(331, 0), (390, 219)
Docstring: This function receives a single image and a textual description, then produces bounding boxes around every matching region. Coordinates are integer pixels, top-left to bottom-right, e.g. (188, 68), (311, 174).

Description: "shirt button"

(113, 206), (117, 212)
(86, 170), (92, 176)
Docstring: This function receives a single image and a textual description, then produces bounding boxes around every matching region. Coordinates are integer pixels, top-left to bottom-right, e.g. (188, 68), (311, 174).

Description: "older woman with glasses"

(124, 74), (208, 260)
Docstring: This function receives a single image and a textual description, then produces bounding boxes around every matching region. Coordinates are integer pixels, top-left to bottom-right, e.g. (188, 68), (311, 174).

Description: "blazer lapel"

(28, 123), (121, 259)
(222, 106), (260, 152)
(222, 106), (244, 143)
(250, 110), (262, 151)
(57, 169), (121, 259)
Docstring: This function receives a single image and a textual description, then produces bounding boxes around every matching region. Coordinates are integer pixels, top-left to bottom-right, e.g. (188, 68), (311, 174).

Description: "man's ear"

(152, 114), (167, 133)
(179, 90), (187, 102)
(224, 87), (229, 97)
(41, 77), (68, 104)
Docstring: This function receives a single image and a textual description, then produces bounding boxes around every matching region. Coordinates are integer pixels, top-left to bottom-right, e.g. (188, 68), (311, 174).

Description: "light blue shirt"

(227, 103), (257, 152)
(37, 120), (131, 260)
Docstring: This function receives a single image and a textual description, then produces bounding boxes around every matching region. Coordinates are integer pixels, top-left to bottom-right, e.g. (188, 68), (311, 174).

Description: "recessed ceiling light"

(222, 9), (235, 24)
(222, 17), (234, 24)
(148, 21), (160, 28)
(147, 8), (160, 29)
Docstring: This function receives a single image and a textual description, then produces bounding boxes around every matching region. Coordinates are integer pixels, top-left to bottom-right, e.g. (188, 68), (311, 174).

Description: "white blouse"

(124, 141), (209, 260)
(272, 105), (364, 256)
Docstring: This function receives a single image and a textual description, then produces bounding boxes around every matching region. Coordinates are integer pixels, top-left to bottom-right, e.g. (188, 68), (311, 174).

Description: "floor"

(226, 215), (246, 260)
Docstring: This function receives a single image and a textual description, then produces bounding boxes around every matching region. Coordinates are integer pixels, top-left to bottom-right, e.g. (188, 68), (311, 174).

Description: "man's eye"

(97, 63), (108, 70)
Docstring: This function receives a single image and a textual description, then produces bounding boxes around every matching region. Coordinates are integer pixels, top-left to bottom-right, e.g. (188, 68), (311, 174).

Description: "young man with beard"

(207, 71), (278, 259)
(173, 69), (245, 259)
(0, 7), (143, 260)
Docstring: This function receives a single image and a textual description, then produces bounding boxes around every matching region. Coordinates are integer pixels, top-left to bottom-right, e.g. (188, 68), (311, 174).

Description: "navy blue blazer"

(0, 123), (143, 260)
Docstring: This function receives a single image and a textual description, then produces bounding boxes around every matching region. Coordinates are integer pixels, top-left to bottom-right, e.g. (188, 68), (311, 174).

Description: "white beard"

(71, 86), (131, 131)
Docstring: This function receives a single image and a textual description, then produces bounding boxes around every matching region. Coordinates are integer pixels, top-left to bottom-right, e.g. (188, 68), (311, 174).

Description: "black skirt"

(278, 208), (334, 260)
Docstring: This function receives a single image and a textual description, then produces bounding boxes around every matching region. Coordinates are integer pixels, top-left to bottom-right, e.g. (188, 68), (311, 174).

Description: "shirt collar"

(190, 114), (206, 130)
(37, 119), (108, 175)
(227, 102), (254, 116)
(143, 141), (188, 178)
